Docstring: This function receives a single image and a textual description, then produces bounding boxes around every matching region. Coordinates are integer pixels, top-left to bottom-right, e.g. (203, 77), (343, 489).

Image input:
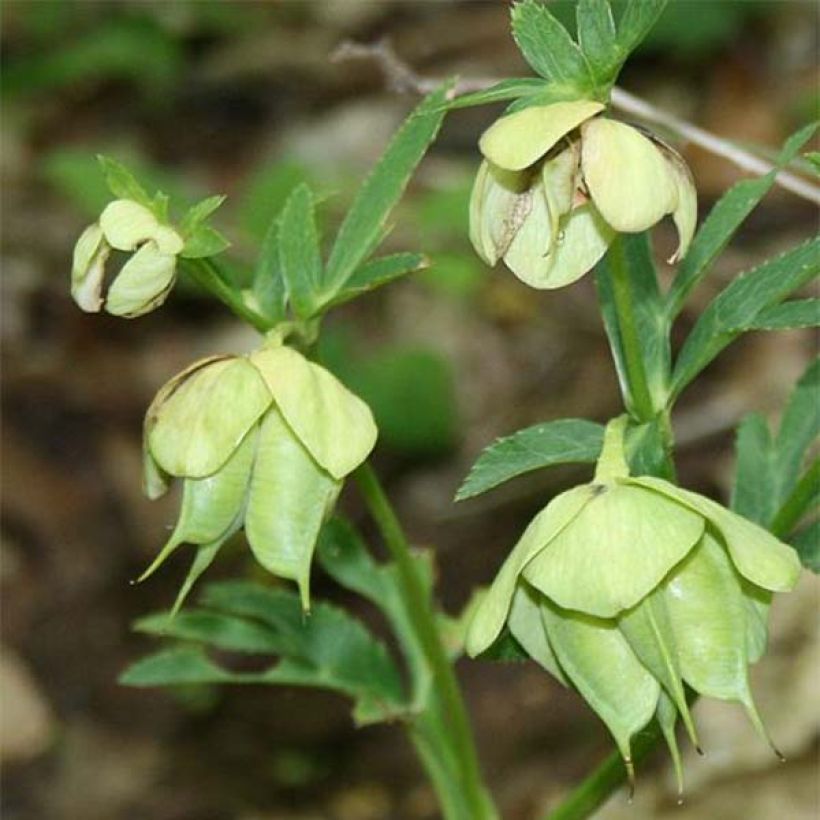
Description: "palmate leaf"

(122, 581), (407, 726)
(252, 216), (287, 324)
(446, 78), (548, 110)
(615, 0), (668, 54)
(731, 413), (777, 526)
(671, 236), (820, 398)
(455, 418), (605, 501)
(666, 122), (818, 319)
(323, 81), (452, 297)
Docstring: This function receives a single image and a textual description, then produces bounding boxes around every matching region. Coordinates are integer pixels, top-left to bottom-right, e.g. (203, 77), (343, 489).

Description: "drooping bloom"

(141, 339), (378, 613)
(466, 418), (800, 791)
(469, 100), (697, 289)
(71, 199), (184, 317)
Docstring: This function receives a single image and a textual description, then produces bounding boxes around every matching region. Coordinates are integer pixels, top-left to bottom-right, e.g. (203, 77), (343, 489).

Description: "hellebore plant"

(68, 2), (818, 819)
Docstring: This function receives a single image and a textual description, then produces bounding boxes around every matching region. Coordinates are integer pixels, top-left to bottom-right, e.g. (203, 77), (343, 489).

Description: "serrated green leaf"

(576, 0), (619, 84)
(790, 520), (819, 573)
(510, 0), (594, 90)
(97, 154), (153, 208)
(447, 78), (547, 110)
(134, 608), (289, 655)
(180, 194), (226, 235)
(120, 646), (235, 687)
(324, 82), (451, 295)
(671, 237), (820, 398)
(180, 224), (230, 259)
(774, 357), (820, 505)
(616, 0), (668, 53)
(252, 215), (288, 324)
(321, 253), (427, 309)
(456, 419), (604, 501)
(277, 183), (323, 318)
(595, 232), (670, 417)
(771, 458), (820, 542)
(730, 299), (820, 331)
(731, 413), (776, 526)
(667, 122), (819, 319)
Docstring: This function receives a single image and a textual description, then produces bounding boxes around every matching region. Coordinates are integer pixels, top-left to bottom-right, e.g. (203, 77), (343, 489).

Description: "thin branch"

(333, 38), (820, 205)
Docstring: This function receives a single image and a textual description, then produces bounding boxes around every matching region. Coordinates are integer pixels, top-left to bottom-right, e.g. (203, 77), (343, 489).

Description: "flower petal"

(245, 406), (341, 610)
(480, 100), (604, 171)
(105, 241), (177, 317)
(628, 476), (801, 592)
(465, 484), (593, 657)
(581, 118), (677, 233)
(665, 148), (697, 263)
(71, 223), (110, 312)
(149, 357), (271, 478)
(523, 483), (704, 617)
(508, 583), (568, 685)
(250, 346), (377, 480)
(99, 199), (161, 251)
(509, 202), (614, 290)
(501, 183), (555, 286)
(541, 599), (660, 777)
(662, 533), (778, 751)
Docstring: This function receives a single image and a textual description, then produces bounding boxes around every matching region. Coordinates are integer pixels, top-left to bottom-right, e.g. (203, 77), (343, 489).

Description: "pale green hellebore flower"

(466, 418), (800, 793)
(469, 100), (697, 289)
(71, 199), (184, 317)
(140, 341), (378, 614)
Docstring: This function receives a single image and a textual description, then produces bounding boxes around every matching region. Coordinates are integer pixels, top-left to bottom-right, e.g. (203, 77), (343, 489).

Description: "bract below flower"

(140, 341), (378, 613)
(469, 100), (697, 289)
(466, 418), (800, 791)
(71, 199), (183, 317)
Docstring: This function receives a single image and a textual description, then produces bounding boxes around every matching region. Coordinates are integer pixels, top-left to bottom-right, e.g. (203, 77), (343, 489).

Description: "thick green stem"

(354, 463), (495, 820)
(181, 257), (271, 333)
(607, 236), (656, 423)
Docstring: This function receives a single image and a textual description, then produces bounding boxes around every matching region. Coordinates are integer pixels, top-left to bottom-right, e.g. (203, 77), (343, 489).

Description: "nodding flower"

(71, 199), (184, 318)
(469, 100), (697, 289)
(466, 417), (799, 794)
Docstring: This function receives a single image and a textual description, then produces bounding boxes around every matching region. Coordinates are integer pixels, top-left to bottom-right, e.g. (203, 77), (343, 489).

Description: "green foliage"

(731, 299), (820, 332)
(324, 82), (453, 296)
(511, 0), (595, 94)
(732, 358), (819, 565)
(277, 183), (324, 318)
(324, 253), (428, 309)
(456, 419), (605, 501)
(671, 238), (820, 398)
(667, 122), (819, 319)
(122, 581), (406, 726)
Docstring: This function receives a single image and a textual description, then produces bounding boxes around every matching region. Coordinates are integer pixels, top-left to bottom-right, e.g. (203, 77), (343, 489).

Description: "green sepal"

(618, 588), (699, 748)
(630, 476), (801, 592)
(138, 427), (258, 582)
(465, 484), (593, 657)
(148, 357), (271, 479)
(662, 533), (779, 754)
(244, 407), (341, 610)
(250, 346), (377, 480)
(656, 690), (685, 799)
(541, 598), (660, 779)
(508, 583), (568, 685)
(522, 483), (704, 618)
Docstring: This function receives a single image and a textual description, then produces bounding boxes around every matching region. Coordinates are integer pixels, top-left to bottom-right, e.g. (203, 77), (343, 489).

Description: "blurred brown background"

(1, 2), (818, 819)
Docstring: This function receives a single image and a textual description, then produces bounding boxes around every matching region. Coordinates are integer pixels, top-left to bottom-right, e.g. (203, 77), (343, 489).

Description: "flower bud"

(70, 199), (183, 318)
(469, 100), (698, 288)
(140, 341), (378, 613)
(467, 418), (800, 791)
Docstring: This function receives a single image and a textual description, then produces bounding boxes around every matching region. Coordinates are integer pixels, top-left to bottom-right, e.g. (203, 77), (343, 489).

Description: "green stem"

(607, 236), (656, 423)
(354, 463), (494, 820)
(181, 257), (271, 333)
